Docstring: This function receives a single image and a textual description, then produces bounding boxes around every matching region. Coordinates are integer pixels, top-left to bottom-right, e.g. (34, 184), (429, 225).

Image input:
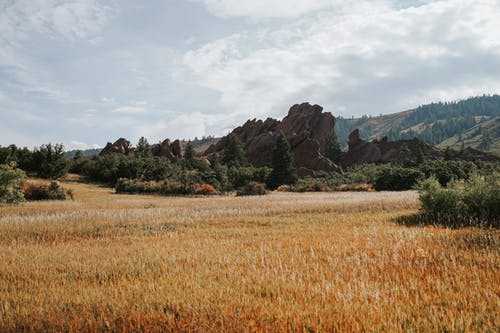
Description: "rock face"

(152, 139), (182, 162)
(341, 129), (497, 166)
(99, 138), (182, 161)
(99, 138), (132, 156)
(205, 102), (342, 176)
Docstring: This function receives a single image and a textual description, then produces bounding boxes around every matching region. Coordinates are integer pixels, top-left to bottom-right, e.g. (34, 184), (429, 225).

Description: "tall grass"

(0, 178), (498, 332)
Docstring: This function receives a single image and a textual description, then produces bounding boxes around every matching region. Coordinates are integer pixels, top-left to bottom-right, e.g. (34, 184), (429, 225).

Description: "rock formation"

(99, 138), (132, 156)
(342, 129), (497, 166)
(152, 139), (182, 162)
(99, 138), (182, 161)
(205, 102), (342, 176)
(342, 129), (441, 166)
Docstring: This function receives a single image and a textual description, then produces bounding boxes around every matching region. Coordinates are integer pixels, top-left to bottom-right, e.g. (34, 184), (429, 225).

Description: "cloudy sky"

(1, 0), (499, 149)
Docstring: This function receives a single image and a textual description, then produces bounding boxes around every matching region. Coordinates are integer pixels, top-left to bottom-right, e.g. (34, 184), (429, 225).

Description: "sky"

(1, 0), (500, 149)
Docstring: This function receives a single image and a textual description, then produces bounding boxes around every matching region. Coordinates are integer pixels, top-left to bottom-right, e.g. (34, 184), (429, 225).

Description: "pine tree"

(324, 134), (342, 164)
(222, 134), (246, 167)
(184, 141), (195, 160)
(135, 137), (152, 157)
(266, 135), (298, 189)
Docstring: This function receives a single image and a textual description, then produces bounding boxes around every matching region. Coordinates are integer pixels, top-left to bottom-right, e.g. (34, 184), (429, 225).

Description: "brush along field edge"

(0, 179), (498, 332)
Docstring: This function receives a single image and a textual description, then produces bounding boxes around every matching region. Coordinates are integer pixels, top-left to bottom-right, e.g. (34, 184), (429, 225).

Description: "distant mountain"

(334, 95), (500, 156)
(65, 148), (102, 158)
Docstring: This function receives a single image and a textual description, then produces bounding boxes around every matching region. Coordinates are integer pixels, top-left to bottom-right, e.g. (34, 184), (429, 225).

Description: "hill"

(334, 95), (500, 155)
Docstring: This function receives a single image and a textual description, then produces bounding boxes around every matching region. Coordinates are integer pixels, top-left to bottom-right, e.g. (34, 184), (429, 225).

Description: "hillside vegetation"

(0, 178), (498, 331)
(335, 95), (500, 155)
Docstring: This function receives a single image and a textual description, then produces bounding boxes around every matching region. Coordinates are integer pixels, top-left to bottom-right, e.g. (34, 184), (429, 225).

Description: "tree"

(324, 134), (342, 164)
(222, 134), (246, 167)
(31, 143), (69, 179)
(184, 141), (195, 161)
(135, 136), (152, 158)
(478, 131), (492, 151)
(0, 163), (27, 204)
(266, 135), (298, 189)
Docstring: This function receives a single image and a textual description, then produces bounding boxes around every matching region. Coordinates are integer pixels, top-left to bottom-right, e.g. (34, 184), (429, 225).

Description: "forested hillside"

(335, 95), (500, 155)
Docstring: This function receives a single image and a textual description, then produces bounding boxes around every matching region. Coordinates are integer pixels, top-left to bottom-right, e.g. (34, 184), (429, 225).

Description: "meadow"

(0, 178), (498, 332)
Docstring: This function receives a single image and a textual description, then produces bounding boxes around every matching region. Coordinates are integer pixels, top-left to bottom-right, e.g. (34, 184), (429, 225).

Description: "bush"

(116, 178), (221, 196)
(415, 174), (499, 228)
(22, 181), (69, 201)
(335, 183), (373, 192)
(291, 182), (332, 192)
(0, 164), (27, 204)
(374, 166), (424, 191)
(195, 184), (219, 196)
(236, 182), (267, 196)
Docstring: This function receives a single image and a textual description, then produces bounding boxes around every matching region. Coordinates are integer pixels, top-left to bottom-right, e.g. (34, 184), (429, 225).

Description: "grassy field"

(0, 178), (498, 332)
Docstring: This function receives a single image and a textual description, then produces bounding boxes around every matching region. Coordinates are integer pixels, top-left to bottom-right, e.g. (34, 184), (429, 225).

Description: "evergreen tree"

(479, 131), (493, 151)
(324, 134), (342, 164)
(135, 137), (152, 158)
(266, 135), (298, 189)
(222, 134), (246, 167)
(184, 141), (195, 161)
(31, 143), (69, 179)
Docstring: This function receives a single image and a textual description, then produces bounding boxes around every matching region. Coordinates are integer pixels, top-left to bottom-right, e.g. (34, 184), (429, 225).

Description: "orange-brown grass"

(0, 177), (498, 332)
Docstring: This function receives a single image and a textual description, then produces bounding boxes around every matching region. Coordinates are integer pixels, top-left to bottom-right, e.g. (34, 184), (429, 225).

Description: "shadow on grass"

(394, 213), (499, 229)
(63, 174), (114, 189)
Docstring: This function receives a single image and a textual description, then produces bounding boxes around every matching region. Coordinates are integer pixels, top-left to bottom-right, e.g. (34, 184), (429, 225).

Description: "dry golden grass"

(0, 176), (498, 332)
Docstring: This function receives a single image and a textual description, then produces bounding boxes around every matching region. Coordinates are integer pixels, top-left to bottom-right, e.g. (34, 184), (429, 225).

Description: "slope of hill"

(334, 95), (500, 155)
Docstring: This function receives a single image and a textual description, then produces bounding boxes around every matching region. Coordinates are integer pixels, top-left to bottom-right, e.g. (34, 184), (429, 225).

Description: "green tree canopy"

(266, 134), (298, 189)
(184, 141), (195, 161)
(0, 163), (27, 204)
(324, 134), (342, 164)
(222, 134), (246, 167)
(31, 143), (69, 179)
(135, 137), (152, 158)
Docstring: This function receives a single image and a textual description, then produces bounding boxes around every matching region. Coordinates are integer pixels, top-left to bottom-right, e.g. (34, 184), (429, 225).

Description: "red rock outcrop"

(99, 138), (132, 156)
(152, 139), (182, 162)
(205, 102), (342, 176)
(343, 129), (441, 166)
(99, 137), (182, 161)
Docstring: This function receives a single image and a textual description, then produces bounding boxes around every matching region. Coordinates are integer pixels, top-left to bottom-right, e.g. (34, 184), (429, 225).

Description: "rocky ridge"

(205, 102), (342, 176)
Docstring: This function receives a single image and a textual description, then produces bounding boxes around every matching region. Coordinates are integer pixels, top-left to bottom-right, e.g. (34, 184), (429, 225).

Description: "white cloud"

(133, 112), (208, 142)
(183, 0), (500, 119)
(191, 0), (336, 19)
(0, 0), (113, 44)
(111, 106), (147, 114)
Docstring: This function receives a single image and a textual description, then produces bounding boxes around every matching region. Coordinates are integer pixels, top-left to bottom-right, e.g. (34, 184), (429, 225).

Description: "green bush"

(415, 174), (499, 228)
(0, 164), (27, 204)
(374, 167), (424, 191)
(236, 181), (267, 196)
(23, 181), (69, 201)
(115, 178), (213, 196)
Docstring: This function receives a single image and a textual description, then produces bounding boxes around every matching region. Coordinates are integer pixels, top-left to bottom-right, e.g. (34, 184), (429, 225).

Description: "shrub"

(0, 164), (27, 204)
(195, 184), (219, 196)
(275, 184), (291, 192)
(22, 181), (69, 201)
(374, 166), (424, 191)
(335, 183), (373, 192)
(415, 174), (500, 228)
(236, 182), (267, 196)
(292, 182), (332, 192)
